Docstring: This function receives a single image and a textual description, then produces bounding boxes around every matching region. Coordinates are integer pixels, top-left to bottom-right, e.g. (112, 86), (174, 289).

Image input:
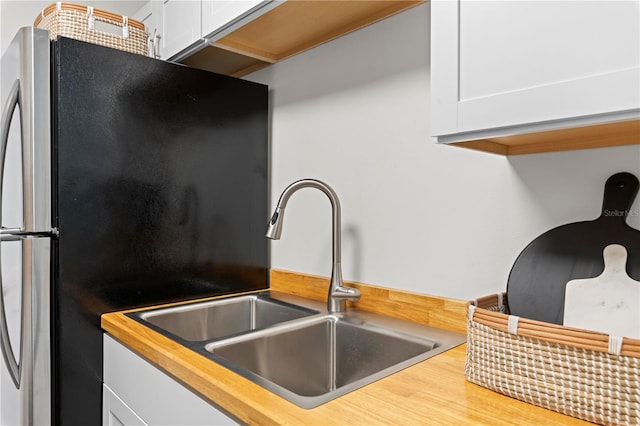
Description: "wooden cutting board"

(506, 172), (640, 324)
(563, 244), (640, 339)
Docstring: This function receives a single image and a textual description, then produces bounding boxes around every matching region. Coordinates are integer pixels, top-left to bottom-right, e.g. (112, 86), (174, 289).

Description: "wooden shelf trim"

(212, 39), (279, 63)
(216, 0), (424, 64)
(452, 118), (640, 155)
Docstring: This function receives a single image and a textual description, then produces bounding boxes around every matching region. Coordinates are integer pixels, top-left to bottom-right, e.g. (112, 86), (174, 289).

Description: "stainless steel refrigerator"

(0, 27), (268, 425)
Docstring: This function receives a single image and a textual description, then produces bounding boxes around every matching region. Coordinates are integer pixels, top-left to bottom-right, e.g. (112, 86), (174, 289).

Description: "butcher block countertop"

(101, 270), (592, 425)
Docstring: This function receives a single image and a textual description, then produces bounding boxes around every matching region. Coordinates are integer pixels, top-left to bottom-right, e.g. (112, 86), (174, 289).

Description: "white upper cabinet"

(133, 1), (162, 58)
(162, 0), (201, 59)
(202, 1), (272, 39)
(133, 1), (422, 77)
(134, 1), (280, 61)
(431, 0), (640, 153)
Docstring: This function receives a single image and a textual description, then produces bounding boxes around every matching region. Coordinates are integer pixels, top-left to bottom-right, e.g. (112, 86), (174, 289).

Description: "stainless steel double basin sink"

(131, 291), (465, 408)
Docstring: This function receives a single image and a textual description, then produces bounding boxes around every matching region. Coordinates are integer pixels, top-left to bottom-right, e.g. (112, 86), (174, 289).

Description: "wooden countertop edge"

(101, 269), (593, 425)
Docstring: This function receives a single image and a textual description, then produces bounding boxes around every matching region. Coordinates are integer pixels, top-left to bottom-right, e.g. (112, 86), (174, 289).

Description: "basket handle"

(87, 6), (95, 30)
(86, 5), (129, 39)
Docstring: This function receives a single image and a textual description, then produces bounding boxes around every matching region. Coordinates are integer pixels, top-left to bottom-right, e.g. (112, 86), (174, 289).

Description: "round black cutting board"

(506, 172), (640, 325)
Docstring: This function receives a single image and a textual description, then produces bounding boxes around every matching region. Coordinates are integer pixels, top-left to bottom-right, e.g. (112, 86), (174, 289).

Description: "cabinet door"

(133, 2), (154, 57)
(431, 0), (640, 140)
(103, 385), (148, 426)
(103, 335), (238, 426)
(161, 0), (201, 59)
(133, 2), (153, 26)
(201, 0), (270, 39)
(133, 1), (165, 58)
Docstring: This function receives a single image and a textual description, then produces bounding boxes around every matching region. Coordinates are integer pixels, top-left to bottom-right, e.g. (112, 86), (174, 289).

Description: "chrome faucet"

(266, 179), (361, 313)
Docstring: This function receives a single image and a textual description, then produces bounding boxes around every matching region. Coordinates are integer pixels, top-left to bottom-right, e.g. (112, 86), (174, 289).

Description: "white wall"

(1, 1), (637, 301)
(0, 0), (145, 55)
(246, 3), (640, 300)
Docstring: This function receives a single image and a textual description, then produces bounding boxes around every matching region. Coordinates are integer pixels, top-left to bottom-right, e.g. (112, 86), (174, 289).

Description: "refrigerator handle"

(0, 78), (23, 388)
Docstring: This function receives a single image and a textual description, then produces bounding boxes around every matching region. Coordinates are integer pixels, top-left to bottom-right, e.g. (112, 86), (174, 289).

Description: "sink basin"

(131, 291), (465, 408)
(205, 312), (465, 408)
(134, 292), (319, 341)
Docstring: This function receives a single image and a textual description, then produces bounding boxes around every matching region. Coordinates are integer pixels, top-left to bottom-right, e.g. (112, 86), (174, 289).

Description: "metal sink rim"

(128, 290), (322, 343)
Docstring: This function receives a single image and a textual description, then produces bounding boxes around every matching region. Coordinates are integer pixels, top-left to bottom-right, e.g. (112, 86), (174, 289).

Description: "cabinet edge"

(435, 114), (640, 155)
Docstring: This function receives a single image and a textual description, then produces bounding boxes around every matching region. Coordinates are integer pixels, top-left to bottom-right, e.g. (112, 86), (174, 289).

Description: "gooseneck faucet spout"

(266, 179), (361, 313)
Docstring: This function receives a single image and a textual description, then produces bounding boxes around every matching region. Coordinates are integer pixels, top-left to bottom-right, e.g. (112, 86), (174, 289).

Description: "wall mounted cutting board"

(563, 244), (640, 339)
(506, 172), (640, 324)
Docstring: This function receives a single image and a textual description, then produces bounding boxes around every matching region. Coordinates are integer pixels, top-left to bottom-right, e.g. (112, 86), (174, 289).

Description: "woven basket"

(34, 2), (148, 56)
(466, 293), (640, 426)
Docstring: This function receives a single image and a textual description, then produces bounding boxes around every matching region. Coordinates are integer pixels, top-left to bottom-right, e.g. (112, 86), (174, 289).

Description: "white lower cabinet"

(103, 385), (147, 426)
(103, 334), (239, 426)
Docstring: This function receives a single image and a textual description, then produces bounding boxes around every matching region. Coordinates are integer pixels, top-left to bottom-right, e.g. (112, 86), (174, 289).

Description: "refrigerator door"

(53, 36), (267, 425)
(0, 27), (52, 426)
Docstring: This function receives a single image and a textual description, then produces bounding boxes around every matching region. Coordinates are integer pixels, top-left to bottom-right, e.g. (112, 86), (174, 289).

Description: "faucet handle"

(328, 285), (360, 313)
(331, 285), (361, 302)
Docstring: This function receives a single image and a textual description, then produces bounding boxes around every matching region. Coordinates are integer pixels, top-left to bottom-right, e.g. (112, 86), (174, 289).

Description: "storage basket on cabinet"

(466, 293), (640, 426)
(34, 2), (148, 56)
